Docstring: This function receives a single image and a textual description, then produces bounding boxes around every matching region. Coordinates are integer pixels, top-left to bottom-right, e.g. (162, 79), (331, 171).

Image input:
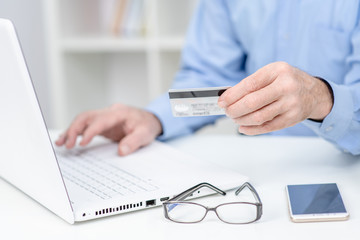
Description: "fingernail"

(120, 144), (130, 155)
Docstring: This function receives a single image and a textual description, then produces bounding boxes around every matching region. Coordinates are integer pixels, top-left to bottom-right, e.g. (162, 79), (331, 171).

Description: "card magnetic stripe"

(169, 89), (227, 99)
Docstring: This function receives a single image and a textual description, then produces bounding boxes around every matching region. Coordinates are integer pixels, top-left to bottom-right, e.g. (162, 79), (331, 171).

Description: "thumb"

(117, 128), (152, 156)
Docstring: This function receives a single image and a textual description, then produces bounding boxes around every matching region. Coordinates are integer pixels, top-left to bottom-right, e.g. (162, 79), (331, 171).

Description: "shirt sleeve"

(146, 0), (247, 141)
(303, 21), (360, 155)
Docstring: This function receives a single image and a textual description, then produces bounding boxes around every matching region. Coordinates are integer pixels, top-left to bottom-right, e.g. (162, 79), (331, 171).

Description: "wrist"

(149, 112), (163, 137)
(308, 76), (334, 121)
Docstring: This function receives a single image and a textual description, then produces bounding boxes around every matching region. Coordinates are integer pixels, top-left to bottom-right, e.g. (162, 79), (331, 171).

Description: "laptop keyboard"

(55, 148), (159, 200)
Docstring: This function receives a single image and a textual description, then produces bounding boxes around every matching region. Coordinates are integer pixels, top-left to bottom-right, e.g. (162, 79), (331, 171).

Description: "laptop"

(0, 19), (247, 224)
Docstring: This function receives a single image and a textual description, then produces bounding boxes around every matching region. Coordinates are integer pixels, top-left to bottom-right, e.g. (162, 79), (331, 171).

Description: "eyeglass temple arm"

(235, 182), (262, 204)
(168, 182), (226, 201)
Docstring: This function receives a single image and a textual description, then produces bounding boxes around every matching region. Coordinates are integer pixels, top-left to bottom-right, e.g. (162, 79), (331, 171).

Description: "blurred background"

(0, 0), (235, 134)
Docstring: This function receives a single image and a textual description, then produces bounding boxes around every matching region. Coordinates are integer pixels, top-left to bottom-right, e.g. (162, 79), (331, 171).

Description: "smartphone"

(286, 183), (349, 223)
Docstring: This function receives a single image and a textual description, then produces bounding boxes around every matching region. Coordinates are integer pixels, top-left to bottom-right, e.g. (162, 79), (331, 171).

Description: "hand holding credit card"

(169, 86), (230, 117)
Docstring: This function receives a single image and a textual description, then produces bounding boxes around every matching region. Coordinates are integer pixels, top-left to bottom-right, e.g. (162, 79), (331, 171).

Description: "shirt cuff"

(303, 81), (353, 141)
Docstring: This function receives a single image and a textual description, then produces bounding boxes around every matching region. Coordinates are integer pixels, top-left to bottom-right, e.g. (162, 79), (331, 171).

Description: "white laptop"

(0, 19), (247, 224)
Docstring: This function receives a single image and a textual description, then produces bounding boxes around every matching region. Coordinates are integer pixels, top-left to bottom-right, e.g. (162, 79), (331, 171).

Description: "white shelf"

(45, 0), (196, 128)
(61, 37), (149, 52)
(157, 37), (185, 51)
(61, 36), (185, 52)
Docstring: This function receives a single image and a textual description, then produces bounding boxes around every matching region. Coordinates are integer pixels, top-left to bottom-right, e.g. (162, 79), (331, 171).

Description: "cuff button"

(325, 125), (334, 132)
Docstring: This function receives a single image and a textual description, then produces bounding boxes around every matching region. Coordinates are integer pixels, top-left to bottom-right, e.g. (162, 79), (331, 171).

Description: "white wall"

(0, 0), (52, 126)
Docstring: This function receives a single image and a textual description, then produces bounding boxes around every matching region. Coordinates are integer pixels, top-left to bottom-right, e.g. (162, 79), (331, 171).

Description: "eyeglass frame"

(162, 182), (263, 224)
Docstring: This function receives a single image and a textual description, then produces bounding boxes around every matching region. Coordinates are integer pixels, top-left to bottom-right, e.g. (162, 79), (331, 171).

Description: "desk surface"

(1, 135), (360, 240)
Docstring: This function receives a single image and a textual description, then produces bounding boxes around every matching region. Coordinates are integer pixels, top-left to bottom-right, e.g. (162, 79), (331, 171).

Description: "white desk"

(1, 135), (360, 240)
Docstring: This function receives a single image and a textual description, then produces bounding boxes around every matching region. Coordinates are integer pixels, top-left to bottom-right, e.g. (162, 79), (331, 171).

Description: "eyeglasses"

(163, 182), (262, 224)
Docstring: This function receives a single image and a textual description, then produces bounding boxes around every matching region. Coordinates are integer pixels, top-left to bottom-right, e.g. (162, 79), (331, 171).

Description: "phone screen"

(287, 183), (347, 215)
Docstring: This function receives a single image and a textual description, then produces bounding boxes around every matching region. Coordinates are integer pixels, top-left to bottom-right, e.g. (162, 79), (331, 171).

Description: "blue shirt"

(146, 0), (360, 155)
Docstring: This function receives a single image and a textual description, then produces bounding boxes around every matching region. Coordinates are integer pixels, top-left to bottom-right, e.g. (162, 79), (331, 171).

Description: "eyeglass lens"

(166, 203), (206, 223)
(216, 203), (258, 223)
(166, 202), (258, 224)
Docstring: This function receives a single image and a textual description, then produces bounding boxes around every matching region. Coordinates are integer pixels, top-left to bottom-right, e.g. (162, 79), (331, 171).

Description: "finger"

(225, 82), (280, 118)
(233, 100), (283, 126)
(117, 128), (152, 156)
(79, 117), (119, 146)
(64, 114), (91, 148)
(219, 63), (278, 107)
(55, 134), (66, 146)
(238, 114), (290, 135)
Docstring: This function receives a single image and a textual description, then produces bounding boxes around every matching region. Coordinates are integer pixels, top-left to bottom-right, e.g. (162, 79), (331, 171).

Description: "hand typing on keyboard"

(55, 104), (162, 156)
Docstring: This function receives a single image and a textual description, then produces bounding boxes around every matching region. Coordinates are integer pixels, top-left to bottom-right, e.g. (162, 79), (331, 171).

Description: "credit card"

(168, 86), (230, 117)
